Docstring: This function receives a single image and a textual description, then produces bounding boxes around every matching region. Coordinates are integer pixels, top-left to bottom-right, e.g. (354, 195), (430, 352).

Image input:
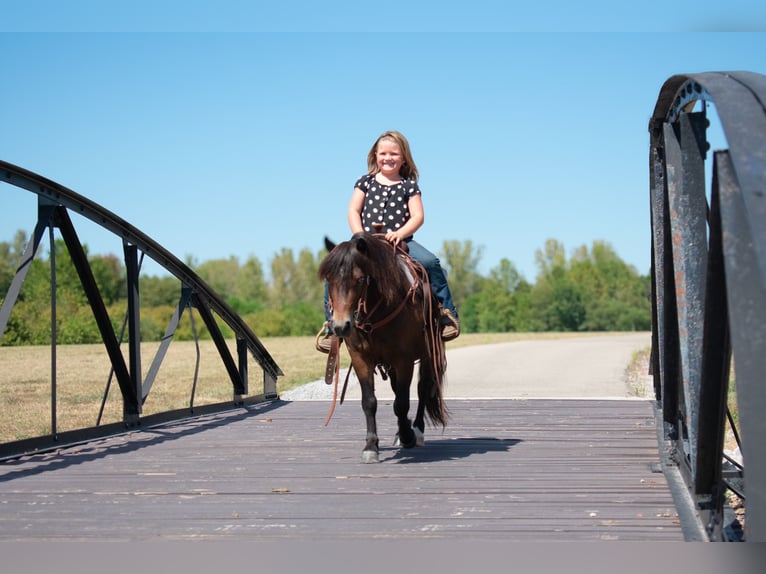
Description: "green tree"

(232, 255), (268, 311)
(195, 256), (242, 300)
(461, 258), (531, 333)
(0, 230), (28, 295)
(2, 228), (653, 344)
(531, 239), (586, 331)
(90, 253), (124, 305)
(534, 238), (567, 282)
(440, 239), (484, 309)
(268, 247), (323, 309)
(139, 275), (182, 307)
(568, 241), (651, 331)
(294, 248), (324, 307)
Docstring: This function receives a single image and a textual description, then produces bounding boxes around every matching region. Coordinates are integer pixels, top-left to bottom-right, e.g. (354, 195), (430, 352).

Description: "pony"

(318, 232), (448, 463)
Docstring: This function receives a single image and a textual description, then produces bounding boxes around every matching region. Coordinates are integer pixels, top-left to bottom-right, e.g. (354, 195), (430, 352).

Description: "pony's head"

(318, 233), (406, 337)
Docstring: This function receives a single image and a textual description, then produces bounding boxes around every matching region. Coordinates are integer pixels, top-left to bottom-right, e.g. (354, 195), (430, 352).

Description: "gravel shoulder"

(280, 332), (652, 401)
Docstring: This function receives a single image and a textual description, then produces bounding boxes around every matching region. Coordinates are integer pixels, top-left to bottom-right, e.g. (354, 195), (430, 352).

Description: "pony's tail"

(416, 272), (449, 428)
(420, 337), (449, 428)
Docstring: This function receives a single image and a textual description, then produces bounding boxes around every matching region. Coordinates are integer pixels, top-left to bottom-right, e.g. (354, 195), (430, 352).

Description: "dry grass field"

(0, 332), (629, 443)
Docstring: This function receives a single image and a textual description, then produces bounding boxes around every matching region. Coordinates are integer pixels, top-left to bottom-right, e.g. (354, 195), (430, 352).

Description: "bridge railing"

(649, 71), (766, 542)
(0, 160), (282, 459)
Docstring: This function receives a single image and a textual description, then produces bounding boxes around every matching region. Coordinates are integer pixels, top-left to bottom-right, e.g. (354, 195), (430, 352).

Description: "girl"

(318, 130), (459, 352)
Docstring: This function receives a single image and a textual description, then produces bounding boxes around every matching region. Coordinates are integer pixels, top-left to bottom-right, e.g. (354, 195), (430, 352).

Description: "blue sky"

(2, 5), (765, 281)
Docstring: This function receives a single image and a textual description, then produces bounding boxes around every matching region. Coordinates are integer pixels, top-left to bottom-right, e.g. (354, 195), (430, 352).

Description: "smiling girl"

(317, 130), (459, 352)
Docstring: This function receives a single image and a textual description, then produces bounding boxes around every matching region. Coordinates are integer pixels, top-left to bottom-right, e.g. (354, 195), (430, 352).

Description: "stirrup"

(440, 309), (460, 341)
(315, 322), (334, 353)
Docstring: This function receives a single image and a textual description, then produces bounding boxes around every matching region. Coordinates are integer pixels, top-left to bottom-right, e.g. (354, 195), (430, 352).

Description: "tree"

(139, 275), (182, 307)
(268, 247), (323, 309)
(440, 239), (484, 309)
(489, 258), (523, 293)
(531, 239), (586, 331)
(1, 228), (654, 343)
(568, 241), (651, 331)
(0, 230), (28, 295)
(294, 248), (324, 307)
(534, 238), (567, 282)
(233, 255), (268, 308)
(531, 239), (649, 332)
(195, 256), (242, 300)
(90, 253), (124, 305)
(460, 258), (531, 333)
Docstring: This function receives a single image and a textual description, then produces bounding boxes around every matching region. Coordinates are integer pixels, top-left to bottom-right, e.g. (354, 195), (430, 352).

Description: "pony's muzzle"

(331, 319), (352, 338)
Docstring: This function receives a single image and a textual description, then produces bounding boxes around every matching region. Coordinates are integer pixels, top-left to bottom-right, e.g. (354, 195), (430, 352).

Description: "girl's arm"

(347, 187), (366, 234)
(386, 194), (424, 246)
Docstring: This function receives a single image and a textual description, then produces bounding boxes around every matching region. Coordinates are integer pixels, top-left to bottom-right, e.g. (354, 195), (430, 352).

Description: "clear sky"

(2, 4), (765, 281)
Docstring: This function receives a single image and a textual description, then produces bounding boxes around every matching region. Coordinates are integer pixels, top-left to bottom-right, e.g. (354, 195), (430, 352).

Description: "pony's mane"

(318, 233), (411, 306)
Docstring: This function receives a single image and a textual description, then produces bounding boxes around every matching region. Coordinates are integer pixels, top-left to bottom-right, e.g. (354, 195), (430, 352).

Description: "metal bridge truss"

(649, 71), (766, 542)
(0, 160), (283, 458)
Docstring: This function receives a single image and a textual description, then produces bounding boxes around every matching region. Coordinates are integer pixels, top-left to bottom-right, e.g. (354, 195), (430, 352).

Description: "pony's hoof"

(396, 432), (417, 449)
(361, 450), (379, 464)
(414, 427), (425, 447)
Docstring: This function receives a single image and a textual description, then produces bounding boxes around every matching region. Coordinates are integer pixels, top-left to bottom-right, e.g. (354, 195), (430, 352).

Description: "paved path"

(280, 333), (652, 401)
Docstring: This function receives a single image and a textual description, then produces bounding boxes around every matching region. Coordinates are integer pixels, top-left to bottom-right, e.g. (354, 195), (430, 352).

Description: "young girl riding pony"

(317, 130), (459, 352)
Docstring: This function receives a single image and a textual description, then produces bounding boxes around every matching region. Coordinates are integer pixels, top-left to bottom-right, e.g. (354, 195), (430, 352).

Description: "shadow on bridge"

(0, 400), (283, 483)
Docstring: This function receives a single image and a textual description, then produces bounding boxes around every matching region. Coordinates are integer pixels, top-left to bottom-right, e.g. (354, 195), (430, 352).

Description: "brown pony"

(319, 232), (448, 463)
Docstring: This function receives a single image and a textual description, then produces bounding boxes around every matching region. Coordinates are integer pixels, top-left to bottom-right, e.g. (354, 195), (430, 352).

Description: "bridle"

(352, 272), (418, 335)
(327, 242), (422, 337)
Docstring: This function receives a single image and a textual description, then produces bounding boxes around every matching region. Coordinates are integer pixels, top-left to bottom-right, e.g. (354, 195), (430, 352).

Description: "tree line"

(0, 230), (651, 345)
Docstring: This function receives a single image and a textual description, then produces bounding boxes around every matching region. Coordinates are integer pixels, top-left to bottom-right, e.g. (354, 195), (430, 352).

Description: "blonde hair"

(366, 130), (419, 181)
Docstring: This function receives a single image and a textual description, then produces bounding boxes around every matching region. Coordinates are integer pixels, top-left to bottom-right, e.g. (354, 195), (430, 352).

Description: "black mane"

(318, 233), (410, 306)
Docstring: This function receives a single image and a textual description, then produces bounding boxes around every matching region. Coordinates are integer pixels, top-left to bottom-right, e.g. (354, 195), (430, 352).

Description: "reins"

(354, 274), (418, 334)
(323, 336), (354, 426)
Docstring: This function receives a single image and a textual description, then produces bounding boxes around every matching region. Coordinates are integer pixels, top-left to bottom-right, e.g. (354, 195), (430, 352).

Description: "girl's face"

(375, 139), (404, 178)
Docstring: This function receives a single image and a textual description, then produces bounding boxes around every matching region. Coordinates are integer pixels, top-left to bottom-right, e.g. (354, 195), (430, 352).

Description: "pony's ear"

(354, 234), (369, 255)
(324, 236), (336, 252)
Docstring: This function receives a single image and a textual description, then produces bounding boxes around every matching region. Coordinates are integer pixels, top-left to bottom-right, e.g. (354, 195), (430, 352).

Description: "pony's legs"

(391, 364), (417, 449)
(354, 361), (379, 463)
(413, 360), (439, 447)
(414, 360), (432, 434)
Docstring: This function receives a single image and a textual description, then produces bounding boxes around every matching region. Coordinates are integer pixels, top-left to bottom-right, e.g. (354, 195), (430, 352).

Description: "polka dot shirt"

(354, 174), (421, 237)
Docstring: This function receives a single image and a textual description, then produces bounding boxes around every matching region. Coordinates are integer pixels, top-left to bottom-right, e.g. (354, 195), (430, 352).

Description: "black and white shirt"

(354, 174), (421, 236)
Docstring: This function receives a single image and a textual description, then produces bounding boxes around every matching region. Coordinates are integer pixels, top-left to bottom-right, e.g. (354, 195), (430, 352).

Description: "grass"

(625, 346), (653, 398)
(0, 332), (632, 443)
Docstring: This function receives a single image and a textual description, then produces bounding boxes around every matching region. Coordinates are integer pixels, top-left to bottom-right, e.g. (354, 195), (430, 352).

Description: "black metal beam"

(650, 71), (766, 542)
(0, 160), (282, 381)
(0, 208), (52, 341)
(192, 292), (246, 397)
(662, 112), (709, 482)
(142, 285), (193, 402)
(123, 242), (142, 414)
(54, 207), (139, 419)
(649, 133), (680, 424)
(1, 159), (284, 457)
(717, 152), (766, 543)
(694, 152), (733, 540)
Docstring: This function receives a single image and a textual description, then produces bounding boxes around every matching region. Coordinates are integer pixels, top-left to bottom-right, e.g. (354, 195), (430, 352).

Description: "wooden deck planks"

(0, 398), (685, 541)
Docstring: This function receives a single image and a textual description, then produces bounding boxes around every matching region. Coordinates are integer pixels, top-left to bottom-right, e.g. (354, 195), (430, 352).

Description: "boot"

(315, 321), (334, 353)
(441, 308), (460, 341)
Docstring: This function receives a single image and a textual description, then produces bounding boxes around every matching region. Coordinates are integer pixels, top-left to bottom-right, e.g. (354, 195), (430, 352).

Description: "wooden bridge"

(0, 397), (691, 541)
(1, 71), (765, 543)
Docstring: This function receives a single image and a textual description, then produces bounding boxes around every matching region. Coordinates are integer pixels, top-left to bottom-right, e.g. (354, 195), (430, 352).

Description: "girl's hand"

(384, 231), (403, 246)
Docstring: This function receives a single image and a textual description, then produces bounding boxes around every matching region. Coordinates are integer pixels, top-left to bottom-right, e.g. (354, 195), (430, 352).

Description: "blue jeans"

(323, 238), (458, 321)
(405, 239), (458, 318)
